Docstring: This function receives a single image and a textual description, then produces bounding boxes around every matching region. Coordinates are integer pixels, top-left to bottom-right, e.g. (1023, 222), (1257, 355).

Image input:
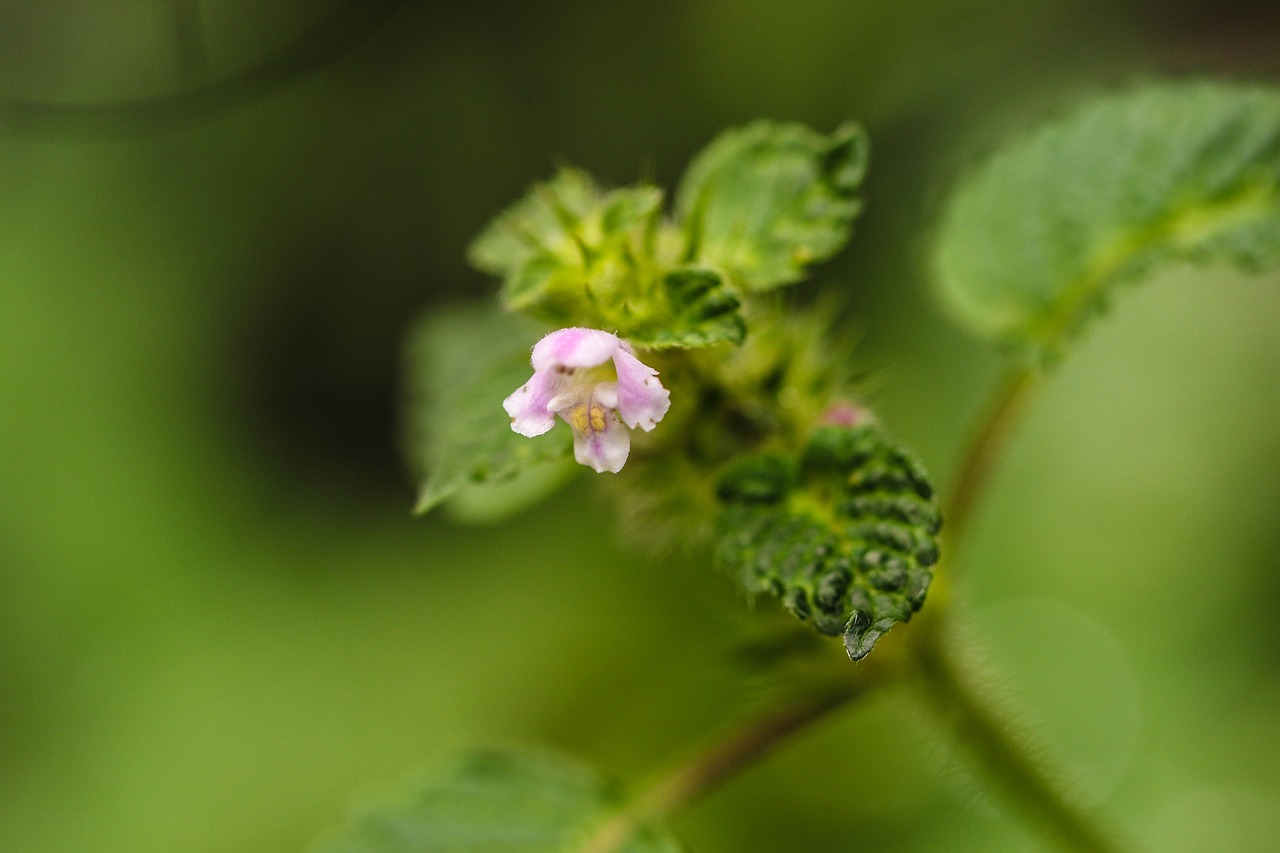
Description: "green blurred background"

(1, 2), (1278, 851)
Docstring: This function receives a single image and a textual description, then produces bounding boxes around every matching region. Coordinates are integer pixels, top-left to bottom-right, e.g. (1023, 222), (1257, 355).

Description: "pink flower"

(503, 328), (671, 473)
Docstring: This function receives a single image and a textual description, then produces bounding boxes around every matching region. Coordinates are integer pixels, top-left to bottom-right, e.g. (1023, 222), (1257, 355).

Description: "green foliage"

(934, 81), (1280, 358)
(312, 749), (681, 853)
(715, 424), (940, 660)
(627, 266), (747, 349)
(675, 121), (868, 292)
(407, 306), (575, 518)
(468, 167), (743, 349)
(467, 121), (867, 350)
(469, 168), (669, 328)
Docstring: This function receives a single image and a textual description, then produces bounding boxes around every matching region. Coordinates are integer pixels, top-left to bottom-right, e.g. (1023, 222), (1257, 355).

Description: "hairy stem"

(582, 361), (1100, 852)
(911, 619), (1127, 852)
(168, 0), (210, 81)
(943, 364), (1040, 556)
(920, 363), (1129, 850)
(578, 681), (867, 853)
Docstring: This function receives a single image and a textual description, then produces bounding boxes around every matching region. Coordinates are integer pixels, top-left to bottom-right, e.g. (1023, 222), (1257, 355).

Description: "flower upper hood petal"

(531, 327), (620, 371)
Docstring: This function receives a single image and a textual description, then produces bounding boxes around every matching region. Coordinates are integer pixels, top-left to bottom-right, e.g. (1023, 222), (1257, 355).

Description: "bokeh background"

(2, 2), (1278, 851)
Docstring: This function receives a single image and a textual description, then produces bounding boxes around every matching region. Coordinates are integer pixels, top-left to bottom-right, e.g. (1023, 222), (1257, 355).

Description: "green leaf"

(715, 424), (941, 661)
(468, 170), (745, 350)
(934, 81), (1280, 357)
(313, 749), (682, 853)
(628, 266), (746, 349)
(468, 168), (666, 326)
(675, 121), (868, 292)
(405, 305), (575, 518)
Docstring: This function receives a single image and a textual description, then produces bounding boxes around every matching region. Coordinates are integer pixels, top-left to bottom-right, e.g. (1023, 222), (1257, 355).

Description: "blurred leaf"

(715, 424), (940, 660)
(406, 305), (574, 517)
(934, 80), (1280, 358)
(675, 121), (868, 292)
(628, 267), (746, 349)
(312, 749), (682, 853)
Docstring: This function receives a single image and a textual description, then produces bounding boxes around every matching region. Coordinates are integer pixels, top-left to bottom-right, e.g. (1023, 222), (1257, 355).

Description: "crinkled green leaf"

(312, 749), (682, 853)
(405, 305), (575, 518)
(627, 267), (746, 349)
(469, 168), (665, 325)
(715, 424), (941, 661)
(468, 168), (745, 350)
(469, 169), (664, 321)
(675, 121), (868, 292)
(934, 81), (1280, 358)
(468, 120), (868, 347)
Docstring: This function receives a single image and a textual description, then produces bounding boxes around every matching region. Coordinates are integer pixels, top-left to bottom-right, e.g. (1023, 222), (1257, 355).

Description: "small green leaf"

(468, 168), (665, 326)
(675, 121), (868, 292)
(628, 266), (746, 349)
(312, 749), (682, 853)
(405, 305), (574, 517)
(934, 81), (1280, 357)
(715, 424), (940, 660)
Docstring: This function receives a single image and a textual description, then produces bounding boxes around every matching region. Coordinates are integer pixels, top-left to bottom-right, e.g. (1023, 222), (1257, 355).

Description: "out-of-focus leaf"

(934, 81), (1280, 358)
(715, 424), (940, 660)
(405, 305), (574, 517)
(675, 121), (868, 292)
(312, 749), (682, 853)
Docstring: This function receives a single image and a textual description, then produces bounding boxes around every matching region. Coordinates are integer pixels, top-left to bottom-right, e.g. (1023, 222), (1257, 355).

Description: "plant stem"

(942, 364), (1040, 559)
(911, 618), (1127, 852)
(577, 681), (866, 853)
(168, 0), (210, 81)
(920, 363), (1129, 850)
(581, 361), (1110, 853)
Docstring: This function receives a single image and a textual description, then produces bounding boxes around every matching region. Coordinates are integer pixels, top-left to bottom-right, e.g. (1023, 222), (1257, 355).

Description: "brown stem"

(911, 618), (1128, 853)
(577, 682), (865, 853)
(942, 365), (1040, 560)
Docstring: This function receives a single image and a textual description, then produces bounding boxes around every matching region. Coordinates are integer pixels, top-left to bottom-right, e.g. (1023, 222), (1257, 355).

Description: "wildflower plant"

(320, 80), (1280, 852)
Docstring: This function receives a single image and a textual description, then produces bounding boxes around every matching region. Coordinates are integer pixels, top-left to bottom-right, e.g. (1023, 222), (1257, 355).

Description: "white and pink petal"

(504, 327), (671, 473)
(611, 346), (670, 431)
(502, 368), (562, 436)
(531, 327), (620, 372)
(572, 410), (631, 473)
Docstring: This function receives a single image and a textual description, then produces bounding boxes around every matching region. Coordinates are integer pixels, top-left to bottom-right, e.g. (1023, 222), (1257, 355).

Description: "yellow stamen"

(566, 401), (609, 434)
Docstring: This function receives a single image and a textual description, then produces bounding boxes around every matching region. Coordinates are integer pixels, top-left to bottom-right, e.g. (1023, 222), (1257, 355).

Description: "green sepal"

(714, 423), (940, 660)
(311, 749), (682, 853)
(676, 120), (868, 292)
(934, 80), (1280, 359)
(405, 305), (574, 518)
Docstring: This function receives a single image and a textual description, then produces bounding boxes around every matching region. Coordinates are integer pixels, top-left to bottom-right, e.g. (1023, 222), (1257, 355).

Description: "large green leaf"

(675, 121), (868, 292)
(934, 81), (1280, 357)
(313, 749), (682, 853)
(715, 424), (941, 660)
(405, 305), (576, 518)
